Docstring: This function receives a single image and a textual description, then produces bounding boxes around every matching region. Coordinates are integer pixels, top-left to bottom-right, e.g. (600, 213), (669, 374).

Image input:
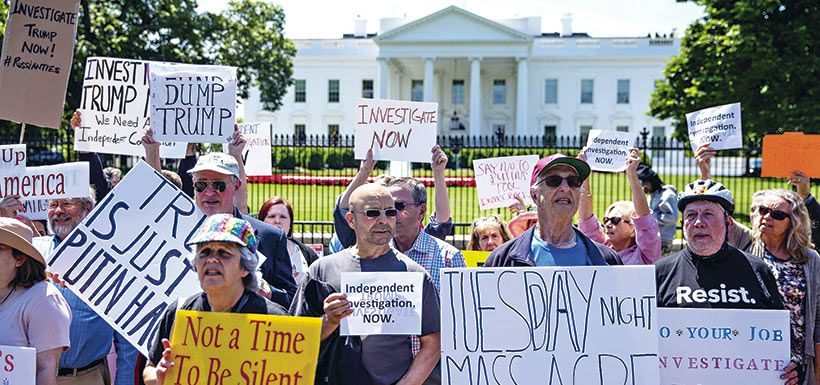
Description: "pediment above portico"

(375, 6), (532, 45)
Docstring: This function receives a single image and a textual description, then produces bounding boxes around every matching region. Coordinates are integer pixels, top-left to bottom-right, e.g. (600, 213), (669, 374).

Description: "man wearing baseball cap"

(485, 154), (622, 267)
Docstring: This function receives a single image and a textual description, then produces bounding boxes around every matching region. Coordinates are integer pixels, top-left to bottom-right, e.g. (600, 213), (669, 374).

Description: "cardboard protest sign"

(461, 250), (490, 268)
(441, 266), (659, 384)
(659, 308), (790, 384)
(46, 160), (207, 356)
(762, 132), (820, 178)
(340, 272), (424, 336)
(150, 63), (237, 144)
(686, 102), (743, 152)
(165, 310), (321, 385)
(354, 98), (437, 163)
(0, 345), (36, 385)
(221, 122), (272, 176)
(0, 144), (26, 176)
(473, 155), (538, 210)
(584, 129), (635, 172)
(0, 0), (80, 129)
(76, 57), (186, 158)
(0, 162), (89, 201)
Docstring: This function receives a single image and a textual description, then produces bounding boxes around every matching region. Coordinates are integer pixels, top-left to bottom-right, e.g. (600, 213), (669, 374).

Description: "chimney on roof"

(354, 16), (367, 38)
(561, 13), (573, 37)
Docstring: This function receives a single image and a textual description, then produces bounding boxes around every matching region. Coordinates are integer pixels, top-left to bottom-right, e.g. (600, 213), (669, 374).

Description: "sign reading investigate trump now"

(165, 310), (321, 385)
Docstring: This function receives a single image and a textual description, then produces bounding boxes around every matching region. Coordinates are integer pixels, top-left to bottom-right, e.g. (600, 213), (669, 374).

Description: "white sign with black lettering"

(19, 198), (48, 220)
(0, 345), (35, 385)
(340, 272), (424, 336)
(585, 129), (635, 172)
(686, 102), (743, 152)
(220, 122), (272, 176)
(46, 160), (206, 356)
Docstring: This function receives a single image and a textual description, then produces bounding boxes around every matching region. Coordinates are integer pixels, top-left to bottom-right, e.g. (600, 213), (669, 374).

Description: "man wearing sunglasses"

(485, 154), (622, 267)
(292, 183), (442, 385)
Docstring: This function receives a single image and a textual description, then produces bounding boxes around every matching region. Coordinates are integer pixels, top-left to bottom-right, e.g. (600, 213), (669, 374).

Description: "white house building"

(243, 6), (680, 140)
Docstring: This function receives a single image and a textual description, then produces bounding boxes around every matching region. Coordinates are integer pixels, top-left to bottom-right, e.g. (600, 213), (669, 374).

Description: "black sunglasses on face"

(603, 216), (631, 226)
(755, 206), (790, 221)
(539, 175), (582, 188)
(355, 208), (399, 218)
(194, 180), (228, 193)
(395, 201), (418, 211)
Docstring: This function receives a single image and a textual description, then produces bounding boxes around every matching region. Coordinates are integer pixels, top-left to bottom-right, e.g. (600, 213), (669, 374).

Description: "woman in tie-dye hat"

(143, 214), (288, 385)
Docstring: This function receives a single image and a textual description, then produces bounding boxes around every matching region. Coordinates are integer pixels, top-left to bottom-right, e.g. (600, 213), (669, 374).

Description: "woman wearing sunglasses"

(577, 148), (662, 265)
(258, 196), (320, 280)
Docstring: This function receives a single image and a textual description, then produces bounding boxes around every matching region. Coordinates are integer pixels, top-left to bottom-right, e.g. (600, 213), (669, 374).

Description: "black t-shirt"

(655, 244), (784, 309)
(148, 290), (288, 366)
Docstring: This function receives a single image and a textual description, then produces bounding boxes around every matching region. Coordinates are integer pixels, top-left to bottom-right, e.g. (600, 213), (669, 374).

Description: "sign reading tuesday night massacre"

(76, 57), (186, 158)
(0, 345), (36, 385)
(658, 308), (790, 384)
(165, 310), (321, 385)
(221, 122), (272, 176)
(354, 98), (438, 163)
(584, 129), (635, 172)
(149, 62), (237, 143)
(46, 161), (207, 356)
(440, 266), (659, 385)
(473, 155), (538, 210)
(0, 0), (80, 128)
(686, 102), (743, 152)
(340, 272), (424, 336)
(0, 162), (89, 201)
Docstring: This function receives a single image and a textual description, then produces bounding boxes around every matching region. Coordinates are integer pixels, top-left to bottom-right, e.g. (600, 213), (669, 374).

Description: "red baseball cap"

(530, 153), (591, 186)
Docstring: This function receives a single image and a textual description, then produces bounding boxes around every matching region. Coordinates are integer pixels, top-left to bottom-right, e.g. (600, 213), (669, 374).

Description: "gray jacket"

(650, 185), (678, 246)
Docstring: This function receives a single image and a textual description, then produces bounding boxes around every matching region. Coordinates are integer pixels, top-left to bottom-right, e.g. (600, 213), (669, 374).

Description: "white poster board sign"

(1, 163), (89, 201)
(340, 272), (424, 336)
(19, 198), (49, 220)
(354, 98), (437, 163)
(441, 266), (659, 385)
(149, 63), (237, 143)
(686, 102), (743, 152)
(0, 345), (35, 385)
(0, 144), (26, 175)
(221, 122), (272, 176)
(659, 308), (790, 384)
(473, 155), (538, 210)
(585, 129), (635, 172)
(46, 161), (207, 356)
(76, 57), (186, 158)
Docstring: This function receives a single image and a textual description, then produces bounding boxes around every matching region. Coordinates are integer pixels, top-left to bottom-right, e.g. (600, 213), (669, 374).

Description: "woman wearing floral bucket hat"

(0, 217), (72, 385)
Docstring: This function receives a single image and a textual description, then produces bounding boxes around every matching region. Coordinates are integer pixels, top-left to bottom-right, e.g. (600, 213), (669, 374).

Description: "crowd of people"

(1, 114), (818, 385)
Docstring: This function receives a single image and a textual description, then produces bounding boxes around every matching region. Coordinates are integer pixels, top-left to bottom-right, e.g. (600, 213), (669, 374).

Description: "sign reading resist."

(0, 0), (80, 129)
(0, 345), (35, 385)
(686, 102), (743, 152)
(473, 155), (538, 210)
(149, 63), (237, 143)
(340, 272), (424, 336)
(46, 161), (207, 356)
(441, 266), (659, 385)
(659, 308), (790, 385)
(221, 122), (272, 176)
(584, 129), (635, 172)
(354, 98), (437, 163)
(76, 57), (186, 158)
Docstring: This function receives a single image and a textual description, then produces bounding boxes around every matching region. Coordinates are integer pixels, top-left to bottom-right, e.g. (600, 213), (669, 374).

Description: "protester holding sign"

(292, 183), (441, 385)
(465, 215), (513, 252)
(143, 214), (288, 385)
(578, 148), (662, 265)
(485, 154), (622, 267)
(636, 163), (678, 253)
(0, 218), (71, 385)
(258, 196), (320, 279)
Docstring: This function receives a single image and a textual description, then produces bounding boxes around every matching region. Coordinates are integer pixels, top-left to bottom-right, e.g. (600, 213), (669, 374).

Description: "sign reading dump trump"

(658, 308), (790, 385)
(440, 266), (659, 385)
(473, 155), (538, 210)
(340, 272), (424, 336)
(149, 62), (237, 143)
(165, 310), (321, 385)
(686, 102), (743, 152)
(46, 161), (207, 356)
(354, 98), (437, 163)
(584, 129), (635, 172)
(76, 57), (186, 158)
(0, 345), (36, 385)
(0, 0), (80, 129)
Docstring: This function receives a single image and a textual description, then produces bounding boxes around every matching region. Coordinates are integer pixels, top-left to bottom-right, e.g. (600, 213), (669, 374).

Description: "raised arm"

(228, 124), (249, 214)
(140, 128), (163, 172)
(694, 143), (716, 180)
(339, 148), (375, 210)
(431, 145), (451, 223)
(627, 149), (651, 217)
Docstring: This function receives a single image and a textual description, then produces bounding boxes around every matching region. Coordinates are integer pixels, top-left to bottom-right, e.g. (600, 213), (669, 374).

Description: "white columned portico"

(423, 57), (435, 102)
(377, 57), (389, 99)
(515, 57), (529, 135)
(469, 57), (481, 136)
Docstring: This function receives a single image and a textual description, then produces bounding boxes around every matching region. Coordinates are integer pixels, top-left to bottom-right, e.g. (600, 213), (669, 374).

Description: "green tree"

(650, 0), (819, 140)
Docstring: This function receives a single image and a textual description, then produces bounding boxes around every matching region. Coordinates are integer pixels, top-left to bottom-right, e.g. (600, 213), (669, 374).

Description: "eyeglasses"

(194, 180), (228, 193)
(537, 175), (582, 188)
(603, 216), (631, 226)
(395, 201), (418, 211)
(754, 206), (790, 221)
(49, 200), (79, 210)
(354, 208), (399, 218)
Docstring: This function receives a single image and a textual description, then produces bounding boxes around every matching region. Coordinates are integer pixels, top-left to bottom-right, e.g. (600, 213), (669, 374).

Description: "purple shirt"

(578, 212), (661, 265)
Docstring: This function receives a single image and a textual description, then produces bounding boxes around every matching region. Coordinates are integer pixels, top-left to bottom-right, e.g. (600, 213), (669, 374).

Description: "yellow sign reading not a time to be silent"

(165, 310), (321, 385)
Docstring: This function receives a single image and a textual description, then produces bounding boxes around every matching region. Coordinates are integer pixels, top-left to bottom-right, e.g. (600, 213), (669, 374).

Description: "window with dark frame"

(411, 80), (424, 102)
(328, 79), (340, 103)
(294, 80), (306, 103)
(580, 79), (593, 104)
(362, 80), (374, 99)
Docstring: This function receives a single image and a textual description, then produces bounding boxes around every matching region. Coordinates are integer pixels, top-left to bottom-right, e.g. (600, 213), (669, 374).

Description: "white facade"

(244, 6), (679, 139)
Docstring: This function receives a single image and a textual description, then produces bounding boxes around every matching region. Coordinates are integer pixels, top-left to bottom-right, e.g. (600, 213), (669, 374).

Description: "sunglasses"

(355, 208), (399, 218)
(538, 175), (582, 188)
(194, 180), (228, 193)
(603, 216), (631, 226)
(754, 206), (790, 221)
(395, 201), (419, 211)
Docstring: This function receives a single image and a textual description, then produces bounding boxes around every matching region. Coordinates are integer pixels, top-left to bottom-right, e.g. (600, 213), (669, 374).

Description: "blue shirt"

(531, 232), (590, 266)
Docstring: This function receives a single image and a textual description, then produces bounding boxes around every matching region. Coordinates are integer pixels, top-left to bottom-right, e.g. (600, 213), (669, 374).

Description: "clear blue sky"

(197, 0), (705, 39)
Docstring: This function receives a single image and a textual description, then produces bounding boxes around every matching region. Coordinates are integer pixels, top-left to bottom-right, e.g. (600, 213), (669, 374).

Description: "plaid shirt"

(400, 230), (465, 293)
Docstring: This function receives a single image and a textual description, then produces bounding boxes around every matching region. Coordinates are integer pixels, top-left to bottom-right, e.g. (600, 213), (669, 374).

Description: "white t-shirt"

(0, 280), (71, 352)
